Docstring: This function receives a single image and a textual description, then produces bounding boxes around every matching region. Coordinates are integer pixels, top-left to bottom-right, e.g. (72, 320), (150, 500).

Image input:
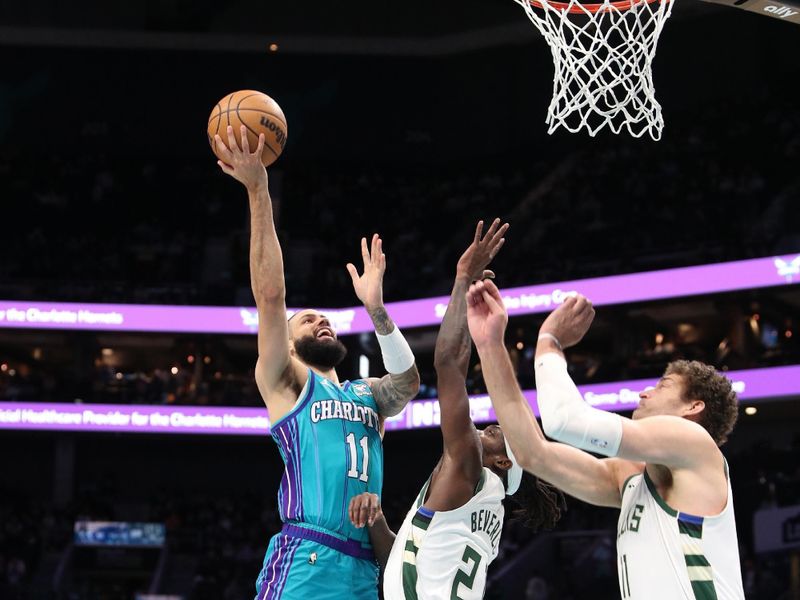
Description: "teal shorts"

(255, 526), (379, 600)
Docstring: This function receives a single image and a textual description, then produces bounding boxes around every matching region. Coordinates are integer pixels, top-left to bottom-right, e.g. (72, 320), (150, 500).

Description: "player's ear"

(683, 399), (705, 417)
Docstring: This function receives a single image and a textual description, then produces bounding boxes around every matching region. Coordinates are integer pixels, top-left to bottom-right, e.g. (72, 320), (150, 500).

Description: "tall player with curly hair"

(466, 279), (744, 600)
(350, 220), (565, 600)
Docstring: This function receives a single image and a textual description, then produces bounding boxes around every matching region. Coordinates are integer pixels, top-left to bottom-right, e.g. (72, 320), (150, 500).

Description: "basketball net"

(515, 0), (674, 140)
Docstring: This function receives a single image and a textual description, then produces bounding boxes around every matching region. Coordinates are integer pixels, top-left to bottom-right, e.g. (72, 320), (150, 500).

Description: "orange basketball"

(207, 90), (288, 167)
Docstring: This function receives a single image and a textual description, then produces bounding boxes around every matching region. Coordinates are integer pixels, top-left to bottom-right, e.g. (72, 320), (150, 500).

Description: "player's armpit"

(254, 355), (305, 423)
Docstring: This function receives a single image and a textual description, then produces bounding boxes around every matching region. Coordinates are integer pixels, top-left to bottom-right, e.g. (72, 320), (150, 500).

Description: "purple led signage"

(383, 364), (800, 431)
(1, 364), (796, 436)
(0, 253), (797, 335)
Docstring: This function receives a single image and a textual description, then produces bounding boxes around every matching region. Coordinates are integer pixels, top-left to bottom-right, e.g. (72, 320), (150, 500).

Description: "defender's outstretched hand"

(456, 218), (509, 282)
(348, 492), (382, 529)
(466, 279), (508, 349)
(539, 294), (595, 349)
(347, 234), (386, 312)
(215, 125), (268, 192)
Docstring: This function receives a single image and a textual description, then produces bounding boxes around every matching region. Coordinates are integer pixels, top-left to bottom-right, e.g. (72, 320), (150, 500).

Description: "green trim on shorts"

(690, 579), (719, 600)
(402, 561), (419, 600)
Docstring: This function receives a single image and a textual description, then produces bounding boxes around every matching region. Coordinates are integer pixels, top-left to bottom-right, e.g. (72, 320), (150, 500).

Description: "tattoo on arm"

(434, 278), (471, 378)
(367, 306), (395, 336)
(372, 366), (420, 417)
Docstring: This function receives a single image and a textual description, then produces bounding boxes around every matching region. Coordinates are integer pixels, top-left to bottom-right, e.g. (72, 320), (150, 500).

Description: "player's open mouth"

(316, 328), (334, 340)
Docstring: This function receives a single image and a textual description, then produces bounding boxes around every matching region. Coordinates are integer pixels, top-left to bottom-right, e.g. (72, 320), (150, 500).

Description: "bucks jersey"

(616, 466), (744, 600)
(384, 468), (505, 600)
(269, 368), (384, 546)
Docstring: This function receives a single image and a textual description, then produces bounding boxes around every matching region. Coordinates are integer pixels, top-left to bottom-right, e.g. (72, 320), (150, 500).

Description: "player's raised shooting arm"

(248, 182), (293, 387)
(215, 126), (292, 393)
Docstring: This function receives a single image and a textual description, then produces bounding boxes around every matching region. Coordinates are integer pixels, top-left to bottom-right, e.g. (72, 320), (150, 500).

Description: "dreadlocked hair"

(507, 471), (566, 532)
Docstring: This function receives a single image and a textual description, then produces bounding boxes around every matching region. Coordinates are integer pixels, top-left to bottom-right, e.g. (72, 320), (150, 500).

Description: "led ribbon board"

(1, 364), (796, 435)
(0, 254), (797, 335)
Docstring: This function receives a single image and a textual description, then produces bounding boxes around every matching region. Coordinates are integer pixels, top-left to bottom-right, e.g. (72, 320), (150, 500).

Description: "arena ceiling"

(0, 0), (722, 54)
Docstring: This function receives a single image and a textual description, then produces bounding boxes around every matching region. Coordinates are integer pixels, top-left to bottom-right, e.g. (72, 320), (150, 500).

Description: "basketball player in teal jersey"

(465, 281), (744, 599)
(214, 126), (420, 600)
(349, 220), (564, 600)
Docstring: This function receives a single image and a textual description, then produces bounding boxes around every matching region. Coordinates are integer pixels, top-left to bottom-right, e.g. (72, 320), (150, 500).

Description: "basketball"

(207, 90), (288, 167)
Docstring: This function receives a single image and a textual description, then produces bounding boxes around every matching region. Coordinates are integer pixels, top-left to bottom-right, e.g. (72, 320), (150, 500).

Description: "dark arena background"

(1, 1), (799, 598)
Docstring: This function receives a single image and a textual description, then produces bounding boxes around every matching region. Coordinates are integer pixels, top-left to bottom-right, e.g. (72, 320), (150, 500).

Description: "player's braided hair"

(507, 472), (566, 531)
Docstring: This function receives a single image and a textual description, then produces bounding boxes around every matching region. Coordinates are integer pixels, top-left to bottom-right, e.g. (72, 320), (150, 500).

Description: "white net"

(514, 0), (674, 140)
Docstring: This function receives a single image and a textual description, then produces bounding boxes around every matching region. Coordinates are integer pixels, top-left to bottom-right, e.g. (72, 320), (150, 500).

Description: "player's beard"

(293, 335), (348, 370)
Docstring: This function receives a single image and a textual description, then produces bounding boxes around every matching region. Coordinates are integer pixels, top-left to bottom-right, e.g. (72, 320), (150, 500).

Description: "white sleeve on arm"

(535, 352), (623, 457)
(376, 327), (415, 374)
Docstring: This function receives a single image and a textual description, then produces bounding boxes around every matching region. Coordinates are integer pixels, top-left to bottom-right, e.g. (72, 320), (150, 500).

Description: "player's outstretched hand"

(346, 234), (386, 312)
(349, 492), (382, 529)
(456, 218), (509, 282)
(466, 279), (508, 349)
(539, 293), (595, 349)
(215, 125), (268, 193)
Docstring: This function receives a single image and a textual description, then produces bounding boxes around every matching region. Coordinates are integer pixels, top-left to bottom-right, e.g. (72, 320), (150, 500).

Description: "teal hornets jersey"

(269, 368), (384, 547)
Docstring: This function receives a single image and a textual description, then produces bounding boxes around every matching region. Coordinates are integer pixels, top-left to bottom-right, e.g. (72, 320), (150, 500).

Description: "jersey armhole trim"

(643, 467), (708, 529)
(620, 474), (639, 499)
(643, 468), (679, 517)
(417, 506), (435, 519)
(416, 476), (432, 509)
(474, 469), (487, 495)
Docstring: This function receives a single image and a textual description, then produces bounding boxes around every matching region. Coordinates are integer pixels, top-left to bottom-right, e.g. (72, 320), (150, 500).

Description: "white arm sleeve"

(376, 326), (415, 374)
(534, 352), (623, 457)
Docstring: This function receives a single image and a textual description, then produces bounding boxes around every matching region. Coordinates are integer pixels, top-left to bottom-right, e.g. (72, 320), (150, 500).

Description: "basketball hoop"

(514, 0), (674, 140)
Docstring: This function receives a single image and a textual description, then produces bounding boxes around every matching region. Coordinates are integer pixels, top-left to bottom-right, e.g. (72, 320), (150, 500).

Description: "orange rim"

(528, 0), (668, 14)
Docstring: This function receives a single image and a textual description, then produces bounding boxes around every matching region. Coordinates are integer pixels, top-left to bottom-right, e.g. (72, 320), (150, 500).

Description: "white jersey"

(384, 468), (506, 600)
(616, 465), (744, 600)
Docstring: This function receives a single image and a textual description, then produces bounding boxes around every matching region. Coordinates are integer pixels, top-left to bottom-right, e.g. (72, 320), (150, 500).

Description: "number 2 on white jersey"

(451, 545), (482, 599)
